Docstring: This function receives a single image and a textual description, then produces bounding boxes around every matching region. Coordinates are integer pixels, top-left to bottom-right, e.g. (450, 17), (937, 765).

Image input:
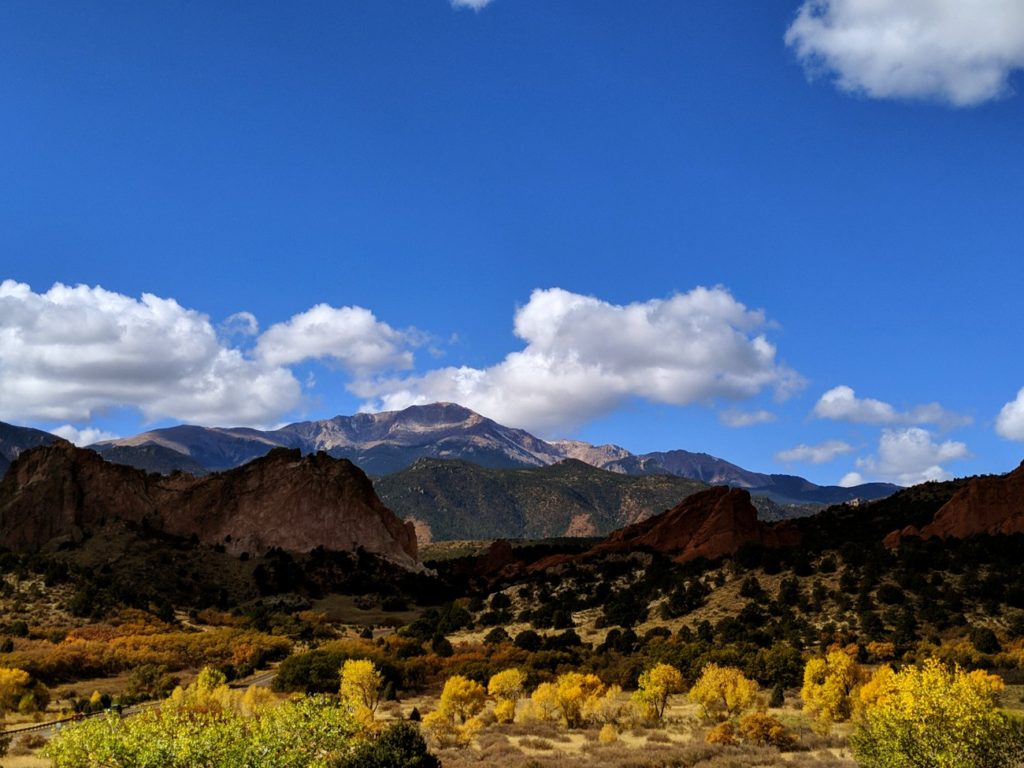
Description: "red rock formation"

(917, 461), (1024, 540)
(0, 440), (153, 549)
(0, 443), (419, 569)
(555, 485), (800, 565)
(882, 525), (920, 549)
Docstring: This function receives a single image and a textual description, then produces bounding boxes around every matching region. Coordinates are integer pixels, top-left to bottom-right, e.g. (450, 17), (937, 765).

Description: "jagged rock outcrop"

(0, 443), (419, 569)
(0, 440), (154, 549)
(915, 461), (1024, 540)
(543, 485), (800, 566)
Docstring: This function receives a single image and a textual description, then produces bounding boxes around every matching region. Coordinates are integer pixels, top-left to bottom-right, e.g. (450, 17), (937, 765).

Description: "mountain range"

(70, 402), (897, 506)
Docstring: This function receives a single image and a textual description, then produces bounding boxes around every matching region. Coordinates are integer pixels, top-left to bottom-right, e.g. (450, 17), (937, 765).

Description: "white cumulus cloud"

(0, 280), (302, 427)
(814, 385), (897, 424)
(451, 0), (493, 9)
(357, 286), (803, 434)
(785, 0), (1024, 106)
(256, 304), (414, 374)
(51, 425), (119, 446)
(776, 439), (855, 465)
(996, 387), (1024, 441)
(838, 471), (864, 488)
(719, 409), (777, 428)
(855, 426), (969, 485)
(813, 385), (968, 429)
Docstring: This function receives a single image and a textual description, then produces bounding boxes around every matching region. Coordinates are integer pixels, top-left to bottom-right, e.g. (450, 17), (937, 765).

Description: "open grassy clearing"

(311, 593), (423, 627)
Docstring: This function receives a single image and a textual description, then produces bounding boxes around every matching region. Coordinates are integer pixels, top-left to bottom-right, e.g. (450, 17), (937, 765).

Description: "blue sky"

(1, 0), (1023, 486)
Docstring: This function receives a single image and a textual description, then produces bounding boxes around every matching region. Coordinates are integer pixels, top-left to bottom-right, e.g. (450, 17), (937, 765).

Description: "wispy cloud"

(451, 0), (494, 10)
(776, 439), (854, 465)
(220, 311), (259, 337)
(786, 0), (1024, 106)
(719, 409), (776, 428)
(813, 385), (969, 430)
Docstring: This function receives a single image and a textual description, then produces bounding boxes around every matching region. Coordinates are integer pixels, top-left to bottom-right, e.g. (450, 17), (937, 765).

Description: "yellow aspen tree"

(422, 675), (486, 748)
(632, 663), (685, 723)
(851, 658), (1024, 768)
(800, 650), (862, 731)
(554, 672), (605, 728)
(239, 684), (277, 717)
(487, 668), (526, 724)
(8, 671), (47, 716)
(688, 663), (759, 722)
(339, 658), (383, 725)
(522, 681), (560, 723)
(856, 664), (895, 713)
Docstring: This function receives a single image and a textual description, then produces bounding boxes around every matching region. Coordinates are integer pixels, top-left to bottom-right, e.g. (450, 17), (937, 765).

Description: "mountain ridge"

(6, 404), (899, 506)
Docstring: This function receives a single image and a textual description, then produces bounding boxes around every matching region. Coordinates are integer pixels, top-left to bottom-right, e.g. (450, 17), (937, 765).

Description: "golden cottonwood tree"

(339, 658), (383, 726)
(0, 667), (48, 716)
(632, 663), (684, 723)
(851, 659), (1024, 768)
(523, 681), (560, 723)
(800, 649), (862, 731)
(421, 675), (486, 747)
(688, 663), (758, 722)
(554, 672), (606, 728)
(487, 668), (527, 724)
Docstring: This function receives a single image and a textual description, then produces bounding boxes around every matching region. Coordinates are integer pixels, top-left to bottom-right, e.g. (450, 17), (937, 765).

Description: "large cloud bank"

(0, 281), (796, 436)
(359, 286), (801, 433)
(786, 0), (1024, 106)
(0, 281), (410, 428)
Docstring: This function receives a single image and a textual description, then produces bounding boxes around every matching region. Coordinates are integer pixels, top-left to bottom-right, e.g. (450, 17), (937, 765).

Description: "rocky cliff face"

(540, 485), (800, 566)
(0, 443), (419, 569)
(901, 461), (1024, 541)
(0, 440), (154, 549)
